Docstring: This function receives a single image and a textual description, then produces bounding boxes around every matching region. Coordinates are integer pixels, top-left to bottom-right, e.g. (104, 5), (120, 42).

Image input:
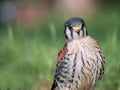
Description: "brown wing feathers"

(51, 45), (68, 90)
(57, 46), (68, 66)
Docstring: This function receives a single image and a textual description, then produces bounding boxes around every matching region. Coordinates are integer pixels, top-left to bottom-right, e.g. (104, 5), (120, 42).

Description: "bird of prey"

(51, 17), (105, 90)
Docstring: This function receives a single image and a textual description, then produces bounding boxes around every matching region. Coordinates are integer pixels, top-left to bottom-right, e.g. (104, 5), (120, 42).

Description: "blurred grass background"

(0, 0), (120, 90)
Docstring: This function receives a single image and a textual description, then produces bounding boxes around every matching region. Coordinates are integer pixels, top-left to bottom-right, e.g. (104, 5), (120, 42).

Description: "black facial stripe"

(82, 30), (84, 37)
(86, 30), (88, 36)
(65, 33), (68, 39)
(71, 30), (73, 39)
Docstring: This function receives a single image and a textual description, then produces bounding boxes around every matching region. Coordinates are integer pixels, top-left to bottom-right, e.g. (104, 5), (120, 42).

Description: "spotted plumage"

(51, 17), (105, 90)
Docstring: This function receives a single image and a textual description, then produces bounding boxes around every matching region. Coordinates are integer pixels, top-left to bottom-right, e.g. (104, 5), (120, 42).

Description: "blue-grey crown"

(65, 17), (85, 27)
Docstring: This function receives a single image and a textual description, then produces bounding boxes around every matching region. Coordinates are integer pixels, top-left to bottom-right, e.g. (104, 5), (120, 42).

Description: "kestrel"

(51, 17), (105, 90)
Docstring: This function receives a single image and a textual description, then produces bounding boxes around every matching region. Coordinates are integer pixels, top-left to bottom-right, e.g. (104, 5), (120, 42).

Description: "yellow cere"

(72, 26), (81, 31)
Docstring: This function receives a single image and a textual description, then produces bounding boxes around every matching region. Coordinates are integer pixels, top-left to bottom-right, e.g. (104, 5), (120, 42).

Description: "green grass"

(0, 9), (120, 90)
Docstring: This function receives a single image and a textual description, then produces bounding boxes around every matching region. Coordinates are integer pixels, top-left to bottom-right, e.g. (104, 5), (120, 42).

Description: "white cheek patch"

(83, 26), (87, 36)
(66, 27), (72, 39)
(80, 30), (83, 37)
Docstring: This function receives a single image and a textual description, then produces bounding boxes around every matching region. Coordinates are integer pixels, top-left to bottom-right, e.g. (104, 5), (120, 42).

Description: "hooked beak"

(72, 26), (81, 32)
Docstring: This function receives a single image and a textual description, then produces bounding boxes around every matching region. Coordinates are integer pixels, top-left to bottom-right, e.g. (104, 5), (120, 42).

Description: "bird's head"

(64, 17), (88, 40)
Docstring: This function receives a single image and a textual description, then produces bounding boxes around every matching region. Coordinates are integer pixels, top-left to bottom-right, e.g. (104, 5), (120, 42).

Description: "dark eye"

(69, 26), (72, 30)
